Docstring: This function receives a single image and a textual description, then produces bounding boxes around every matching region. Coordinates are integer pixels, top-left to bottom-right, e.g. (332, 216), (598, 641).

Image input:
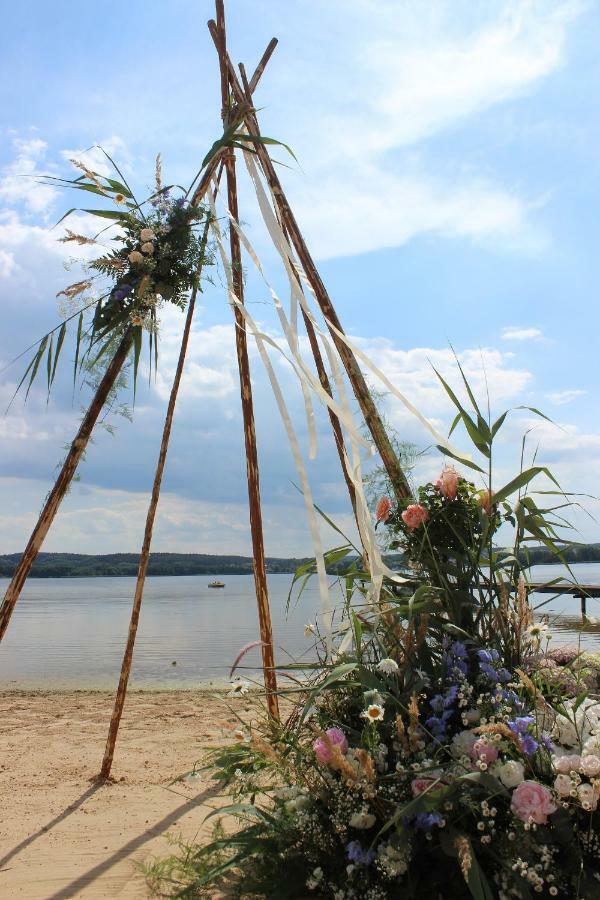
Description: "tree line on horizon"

(0, 544), (599, 579)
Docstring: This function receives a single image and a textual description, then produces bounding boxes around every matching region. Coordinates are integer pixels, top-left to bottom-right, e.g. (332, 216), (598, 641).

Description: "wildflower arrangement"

(13, 150), (214, 401)
(150, 381), (598, 898)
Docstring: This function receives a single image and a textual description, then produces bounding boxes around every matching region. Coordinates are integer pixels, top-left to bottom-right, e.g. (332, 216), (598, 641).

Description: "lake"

(0, 563), (599, 689)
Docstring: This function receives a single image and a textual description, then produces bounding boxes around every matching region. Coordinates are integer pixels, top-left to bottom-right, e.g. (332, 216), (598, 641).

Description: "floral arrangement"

(147, 379), (599, 899)
(12, 150), (213, 401)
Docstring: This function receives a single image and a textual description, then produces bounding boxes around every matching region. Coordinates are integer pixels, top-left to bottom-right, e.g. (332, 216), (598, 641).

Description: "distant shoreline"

(1, 548), (599, 578)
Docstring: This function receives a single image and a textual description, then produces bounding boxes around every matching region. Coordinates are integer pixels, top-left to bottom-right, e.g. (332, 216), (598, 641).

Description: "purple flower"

(346, 840), (375, 865)
(541, 734), (555, 752)
(451, 641), (468, 658)
(414, 812), (444, 831)
(520, 734), (539, 755)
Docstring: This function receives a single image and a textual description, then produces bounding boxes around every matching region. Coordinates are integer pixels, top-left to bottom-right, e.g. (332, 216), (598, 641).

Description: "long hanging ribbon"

(208, 187), (334, 651)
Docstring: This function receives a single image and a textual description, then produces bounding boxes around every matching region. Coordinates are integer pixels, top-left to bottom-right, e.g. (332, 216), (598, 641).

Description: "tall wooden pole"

(215, 0), (279, 719)
(99, 184), (222, 779)
(210, 33), (412, 503)
(0, 330), (133, 644)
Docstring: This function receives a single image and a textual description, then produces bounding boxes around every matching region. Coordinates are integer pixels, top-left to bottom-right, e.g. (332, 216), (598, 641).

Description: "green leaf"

(491, 411), (508, 438)
(73, 312), (84, 389)
(433, 366), (490, 456)
(436, 445), (485, 474)
(25, 335), (49, 399)
(493, 466), (559, 505)
(82, 208), (129, 220)
(51, 322), (67, 388)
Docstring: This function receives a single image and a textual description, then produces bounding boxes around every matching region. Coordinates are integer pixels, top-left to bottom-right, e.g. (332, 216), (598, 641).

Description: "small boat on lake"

(208, 580), (225, 588)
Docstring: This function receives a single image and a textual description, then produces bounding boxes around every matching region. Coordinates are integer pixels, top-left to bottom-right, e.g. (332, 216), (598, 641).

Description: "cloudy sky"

(0, 0), (599, 557)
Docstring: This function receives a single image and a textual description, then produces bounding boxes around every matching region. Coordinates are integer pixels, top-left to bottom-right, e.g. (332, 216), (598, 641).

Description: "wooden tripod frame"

(0, 0), (411, 780)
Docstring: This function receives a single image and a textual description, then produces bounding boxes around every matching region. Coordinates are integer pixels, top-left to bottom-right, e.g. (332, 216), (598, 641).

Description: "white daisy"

(362, 703), (385, 723)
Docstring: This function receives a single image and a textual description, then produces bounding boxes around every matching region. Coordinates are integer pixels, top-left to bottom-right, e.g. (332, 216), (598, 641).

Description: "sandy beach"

(0, 689), (255, 899)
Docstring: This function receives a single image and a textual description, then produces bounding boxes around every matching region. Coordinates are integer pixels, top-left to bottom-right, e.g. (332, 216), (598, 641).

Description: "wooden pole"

(0, 123), (230, 648)
(209, 31), (411, 503)
(0, 330), (133, 644)
(99, 178), (222, 779)
(215, 0), (279, 719)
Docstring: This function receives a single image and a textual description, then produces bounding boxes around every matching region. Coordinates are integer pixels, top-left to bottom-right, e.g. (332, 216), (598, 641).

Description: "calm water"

(0, 564), (598, 689)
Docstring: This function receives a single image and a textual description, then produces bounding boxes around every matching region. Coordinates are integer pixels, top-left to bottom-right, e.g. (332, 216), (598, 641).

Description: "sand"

(0, 689), (254, 899)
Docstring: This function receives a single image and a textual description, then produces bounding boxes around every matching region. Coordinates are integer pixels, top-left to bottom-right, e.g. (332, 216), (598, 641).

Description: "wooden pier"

(529, 582), (600, 619)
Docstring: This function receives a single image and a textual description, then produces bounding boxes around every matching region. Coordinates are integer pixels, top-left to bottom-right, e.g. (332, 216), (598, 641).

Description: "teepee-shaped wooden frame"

(0, 1), (411, 780)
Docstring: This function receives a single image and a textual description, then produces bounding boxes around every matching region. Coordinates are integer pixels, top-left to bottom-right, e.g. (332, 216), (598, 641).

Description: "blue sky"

(0, 0), (599, 555)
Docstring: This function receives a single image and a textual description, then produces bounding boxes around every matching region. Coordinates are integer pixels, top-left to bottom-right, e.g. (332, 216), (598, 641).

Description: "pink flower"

(553, 755), (581, 775)
(411, 777), (443, 797)
(470, 739), (499, 765)
(375, 496), (392, 524)
(510, 780), (557, 825)
(435, 466), (460, 501)
(313, 727), (348, 765)
(479, 490), (494, 515)
(401, 504), (429, 531)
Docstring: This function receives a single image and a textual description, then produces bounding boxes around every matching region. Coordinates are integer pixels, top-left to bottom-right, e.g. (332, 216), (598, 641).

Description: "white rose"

(583, 734), (600, 756)
(497, 760), (525, 789)
(554, 774), (572, 797)
(577, 783), (599, 811)
(463, 708), (481, 725)
(128, 250), (144, 265)
(553, 714), (579, 748)
(349, 811), (376, 829)
(140, 228), (155, 242)
(579, 755), (600, 777)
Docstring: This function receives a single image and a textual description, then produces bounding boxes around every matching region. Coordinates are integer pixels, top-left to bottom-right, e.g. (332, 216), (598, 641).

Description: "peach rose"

(479, 490), (494, 515)
(401, 504), (429, 531)
(510, 780), (557, 825)
(435, 466), (460, 501)
(375, 496), (392, 524)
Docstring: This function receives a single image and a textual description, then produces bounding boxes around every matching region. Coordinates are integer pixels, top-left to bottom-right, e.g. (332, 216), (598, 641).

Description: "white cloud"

(0, 137), (57, 215)
(59, 136), (134, 180)
(501, 326), (545, 341)
(546, 388), (587, 405)
(275, 0), (584, 258)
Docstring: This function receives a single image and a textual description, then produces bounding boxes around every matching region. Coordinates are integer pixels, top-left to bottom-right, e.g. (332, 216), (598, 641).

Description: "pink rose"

(510, 780), (557, 825)
(435, 466), (460, 501)
(313, 727), (348, 765)
(470, 739), (499, 765)
(375, 496), (392, 524)
(401, 504), (429, 531)
(553, 755), (581, 775)
(411, 777), (440, 796)
(579, 755), (600, 777)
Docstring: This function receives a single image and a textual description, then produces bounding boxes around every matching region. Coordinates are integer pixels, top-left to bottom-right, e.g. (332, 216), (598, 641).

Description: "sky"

(0, 0), (599, 557)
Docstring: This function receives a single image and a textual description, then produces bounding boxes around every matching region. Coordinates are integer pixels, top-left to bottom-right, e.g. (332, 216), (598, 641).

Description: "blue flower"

(541, 734), (555, 752)
(444, 685), (459, 707)
(451, 641), (468, 658)
(414, 812), (443, 831)
(520, 734), (539, 755)
(346, 840), (375, 865)
(509, 716), (535, 735)
(430, 694), (445, 714)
